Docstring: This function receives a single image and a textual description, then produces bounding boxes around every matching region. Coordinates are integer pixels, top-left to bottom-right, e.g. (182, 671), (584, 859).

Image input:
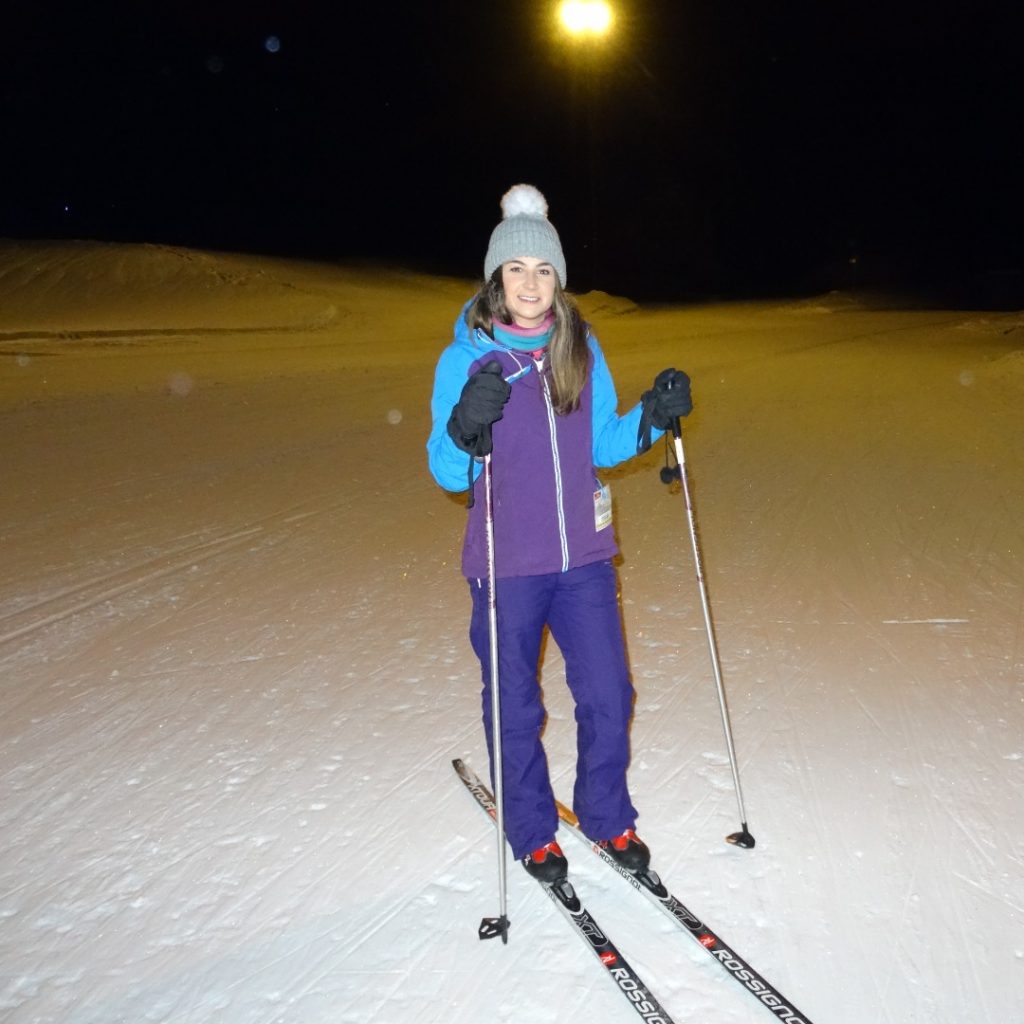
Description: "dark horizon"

(4, 2), (1022, 308)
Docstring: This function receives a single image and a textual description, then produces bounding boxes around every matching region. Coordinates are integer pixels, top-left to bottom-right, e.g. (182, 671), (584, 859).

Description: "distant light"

(264, 35), (281, 54)
(558, 1), (613, 35)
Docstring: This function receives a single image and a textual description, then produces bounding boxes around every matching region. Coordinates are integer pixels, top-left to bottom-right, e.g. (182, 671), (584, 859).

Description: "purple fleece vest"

(461, 348), (619, 580)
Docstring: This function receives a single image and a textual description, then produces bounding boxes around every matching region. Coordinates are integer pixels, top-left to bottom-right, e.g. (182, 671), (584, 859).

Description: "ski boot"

(522, 840), (569, 884)
(598, 829), (651, 873)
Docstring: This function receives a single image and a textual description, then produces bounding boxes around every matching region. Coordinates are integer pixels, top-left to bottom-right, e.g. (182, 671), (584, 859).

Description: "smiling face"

(500, 257), (557, 329)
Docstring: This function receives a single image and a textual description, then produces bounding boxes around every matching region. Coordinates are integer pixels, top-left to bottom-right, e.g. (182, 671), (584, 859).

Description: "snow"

(1, 239), (1021, 1023)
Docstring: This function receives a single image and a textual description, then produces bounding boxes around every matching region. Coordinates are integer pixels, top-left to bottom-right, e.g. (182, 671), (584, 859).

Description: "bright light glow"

(558, 1), (613, 36)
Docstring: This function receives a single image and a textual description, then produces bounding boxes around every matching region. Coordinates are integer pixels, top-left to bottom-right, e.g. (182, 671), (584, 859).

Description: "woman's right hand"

(447, 361), (512, 456)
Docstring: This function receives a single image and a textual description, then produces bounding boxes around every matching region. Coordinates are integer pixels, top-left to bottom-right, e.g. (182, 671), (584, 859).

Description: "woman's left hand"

(648, 368), (693, 427)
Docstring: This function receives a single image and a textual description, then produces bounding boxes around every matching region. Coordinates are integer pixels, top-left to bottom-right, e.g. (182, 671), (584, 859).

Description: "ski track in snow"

(1, 245), (1022, 1023)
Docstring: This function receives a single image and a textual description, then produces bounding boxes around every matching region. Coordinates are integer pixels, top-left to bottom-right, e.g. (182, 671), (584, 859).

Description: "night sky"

(4, 2), (1021, 305)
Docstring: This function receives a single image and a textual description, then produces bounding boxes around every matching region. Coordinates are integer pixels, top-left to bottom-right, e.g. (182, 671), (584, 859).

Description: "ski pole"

(478, 451), (511, 942)
(667, 415), (756, 849)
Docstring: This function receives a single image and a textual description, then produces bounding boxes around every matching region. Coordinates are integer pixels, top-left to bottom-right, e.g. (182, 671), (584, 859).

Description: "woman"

(427, 184), (692, 882)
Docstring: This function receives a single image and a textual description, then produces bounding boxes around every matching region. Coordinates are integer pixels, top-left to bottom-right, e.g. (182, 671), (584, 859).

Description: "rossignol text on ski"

(556, 800), (816, 1023)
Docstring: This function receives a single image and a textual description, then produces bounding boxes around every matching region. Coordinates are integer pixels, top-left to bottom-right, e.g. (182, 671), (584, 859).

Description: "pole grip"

(662, 370), (684, 440)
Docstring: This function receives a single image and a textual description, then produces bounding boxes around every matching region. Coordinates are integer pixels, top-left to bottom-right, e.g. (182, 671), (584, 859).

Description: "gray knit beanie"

(483, 184), (567, 287)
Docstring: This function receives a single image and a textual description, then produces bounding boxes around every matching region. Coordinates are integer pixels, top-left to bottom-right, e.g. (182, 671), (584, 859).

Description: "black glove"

(637, 368), (692, 453)
(648, 368), (692, 428)
(447, 361), (511, 458)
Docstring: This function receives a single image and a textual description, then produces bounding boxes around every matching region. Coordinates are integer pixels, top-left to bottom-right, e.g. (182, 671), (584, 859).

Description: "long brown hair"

(466, 270), (590, 415)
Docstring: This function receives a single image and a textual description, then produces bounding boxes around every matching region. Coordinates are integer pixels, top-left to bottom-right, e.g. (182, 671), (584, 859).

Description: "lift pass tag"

(594, 483), (613, 531)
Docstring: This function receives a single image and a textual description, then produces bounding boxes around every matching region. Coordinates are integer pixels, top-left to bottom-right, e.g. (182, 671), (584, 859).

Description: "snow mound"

(575, 289), (639, 317)
(955, 314), (1024, 335)
(0, 240), (336, 335)
(776, 290), (930, 314)
(976, 348), (1024, 382)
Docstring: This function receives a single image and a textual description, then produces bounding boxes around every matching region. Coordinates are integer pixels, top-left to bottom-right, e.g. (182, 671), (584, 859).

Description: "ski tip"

(726, 828), (756, 849)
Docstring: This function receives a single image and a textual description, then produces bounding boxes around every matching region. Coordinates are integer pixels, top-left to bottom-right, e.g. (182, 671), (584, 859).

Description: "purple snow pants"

(468, 559), (638, 860)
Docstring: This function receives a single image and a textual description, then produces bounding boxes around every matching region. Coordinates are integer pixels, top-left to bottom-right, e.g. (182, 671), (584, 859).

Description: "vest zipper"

(539, 367), (570, 572)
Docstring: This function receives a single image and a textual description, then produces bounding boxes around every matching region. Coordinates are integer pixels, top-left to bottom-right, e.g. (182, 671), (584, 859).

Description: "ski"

(453, 759), (677, 1024)
(556, 802), (815, 1024)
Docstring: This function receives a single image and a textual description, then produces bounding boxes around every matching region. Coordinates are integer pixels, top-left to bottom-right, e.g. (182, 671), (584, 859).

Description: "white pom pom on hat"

(484, 183), (567, 287)
(500, 183), (549, 220)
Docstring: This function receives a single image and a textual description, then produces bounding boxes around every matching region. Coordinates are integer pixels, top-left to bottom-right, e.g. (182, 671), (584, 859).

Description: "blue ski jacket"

(427, 306), (660, 579)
